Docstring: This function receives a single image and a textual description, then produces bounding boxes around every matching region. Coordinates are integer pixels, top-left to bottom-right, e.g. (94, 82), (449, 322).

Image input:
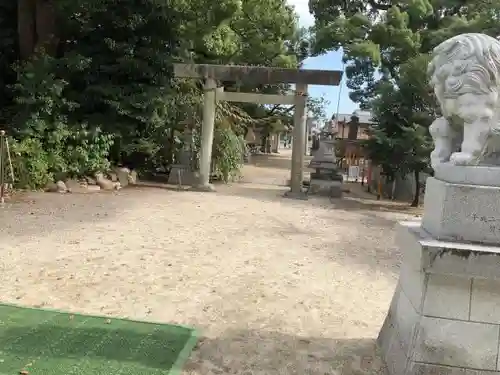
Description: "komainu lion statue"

(428, 33), (500, 168)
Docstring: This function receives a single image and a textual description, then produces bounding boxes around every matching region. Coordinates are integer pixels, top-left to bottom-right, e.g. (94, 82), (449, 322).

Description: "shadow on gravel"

(215, 183), (420, 216)
(184, 329), (388, 375)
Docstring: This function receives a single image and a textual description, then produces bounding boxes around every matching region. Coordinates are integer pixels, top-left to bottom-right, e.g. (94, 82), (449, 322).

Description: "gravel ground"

(0, 150), (413, 374)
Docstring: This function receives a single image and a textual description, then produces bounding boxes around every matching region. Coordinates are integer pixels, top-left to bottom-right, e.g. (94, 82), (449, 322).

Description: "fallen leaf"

(20, 370), (29, 375)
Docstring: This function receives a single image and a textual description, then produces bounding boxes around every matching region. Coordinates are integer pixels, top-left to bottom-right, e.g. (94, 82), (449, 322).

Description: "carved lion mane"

(428, 33), (500, 101)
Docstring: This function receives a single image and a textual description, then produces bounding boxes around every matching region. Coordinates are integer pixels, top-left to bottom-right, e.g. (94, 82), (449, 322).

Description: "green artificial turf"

(0, 304), (198, 375)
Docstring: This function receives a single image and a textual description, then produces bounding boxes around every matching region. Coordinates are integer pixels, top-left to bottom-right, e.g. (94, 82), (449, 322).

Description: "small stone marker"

(307, 139), (343, 198)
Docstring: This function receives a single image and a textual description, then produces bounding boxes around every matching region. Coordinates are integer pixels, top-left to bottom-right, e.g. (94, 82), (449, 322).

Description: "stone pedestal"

(379, 167), (500, 374)
(308, 139), (343, 198)
(168, 129), (196, 187)
(422, 166), (500, 245)
(309, 179), (342, 198)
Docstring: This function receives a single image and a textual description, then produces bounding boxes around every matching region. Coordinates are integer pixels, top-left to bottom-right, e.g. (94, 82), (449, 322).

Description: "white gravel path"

(0, 150), (412, 374)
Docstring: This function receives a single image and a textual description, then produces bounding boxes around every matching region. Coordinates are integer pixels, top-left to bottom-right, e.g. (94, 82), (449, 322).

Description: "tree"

(310, 0), (500, 204)
(0, 1), (18, 122)
(3, 0), (319, 187)
(364, 53), (437, 204)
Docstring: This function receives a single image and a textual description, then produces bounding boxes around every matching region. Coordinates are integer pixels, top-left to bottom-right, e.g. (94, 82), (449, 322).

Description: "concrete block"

(380, 221), (500, 375)
(470, 279), (500, 324)
(399, 221), (500, 280)
(400, 251), (427, 312)
(378, 284), (400, 356)
(396, 222), (427, 271)
(414, 317), (499, 370)
(434, 164), (500, 187)
(168, 165), (195, 186)
(422, 177), (500, 245)
(409, 362), (466, 375)
(385, 331), (409, 375)
(394, 289), (420, 357)
(423, 274), (471, 320)
(309, 179), (343, 198)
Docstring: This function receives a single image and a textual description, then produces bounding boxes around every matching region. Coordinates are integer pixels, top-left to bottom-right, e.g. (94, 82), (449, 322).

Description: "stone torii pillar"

(286, 84), (308, 198)
(193, 78), (217, 192)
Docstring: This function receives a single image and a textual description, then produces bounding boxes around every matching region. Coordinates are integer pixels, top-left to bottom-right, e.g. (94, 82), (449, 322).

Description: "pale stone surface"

(396, 222), (428, 272)
(399, 221), (500, 280)
(414, 317), (499, 370)
(428, 33), (500, 170)
(399, 259), (426, 312)
(382, 38), (500, 370)
(397, 223), (428, 312)
(393, 289), (419, 357)
(471, 279), (500, 324)
(422, 177), (500, 245)
(198, 78), (217, 189)
(410, 363), (466, 375)
(433, 165), (500, 187)
(423, 274), (471, 320)
(289, 85), (308, 196)
(380, 221), (500, 374)
(128, 170), (138, 185)
(95, 172), (120, 191)
(46, 180), (68, 193)
(384, 332), (408, 375)
(378, 284), (401, 357)
(309, 179), (342, 197)
(115, 167), (130, 188)
(173, 63), (343, 86)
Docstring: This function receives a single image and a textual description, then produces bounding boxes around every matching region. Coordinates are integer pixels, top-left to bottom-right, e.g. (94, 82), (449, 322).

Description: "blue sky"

(287, 0), (358, 118)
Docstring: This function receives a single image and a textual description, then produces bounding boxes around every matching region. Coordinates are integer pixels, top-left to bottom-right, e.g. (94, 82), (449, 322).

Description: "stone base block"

(309, 179), (343, 198)
(283, 190), (308, 200)
(378, 221), (500, 375)
(190, 183), (216, 192)
(167, 166), (196, 186)
(422, 177), (500, 245)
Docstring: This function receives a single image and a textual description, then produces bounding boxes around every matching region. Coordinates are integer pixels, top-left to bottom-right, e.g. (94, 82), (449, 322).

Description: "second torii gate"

(173, 63), (342, 198)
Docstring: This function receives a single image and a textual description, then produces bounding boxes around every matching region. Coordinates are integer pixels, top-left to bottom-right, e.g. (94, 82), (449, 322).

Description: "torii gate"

(173, 64), (342, 198)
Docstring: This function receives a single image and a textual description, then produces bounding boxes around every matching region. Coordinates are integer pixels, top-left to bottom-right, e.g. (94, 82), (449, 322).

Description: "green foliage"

(7, 52), (114, 188)
(211, 124), (244, 183)
(0, 0), (18, 122)
(364, 52), (436, 176)
(311, 0), (500, 203)
(1, 0), (321, 189)
(8, 137), (53, 189)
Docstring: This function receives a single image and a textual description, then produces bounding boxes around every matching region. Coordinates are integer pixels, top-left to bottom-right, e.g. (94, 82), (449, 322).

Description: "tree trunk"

(35, 0), (57, 54)
(18, 0), (57, 59)
(411, 169), (420, 207)
(18, 0), (36, 59)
